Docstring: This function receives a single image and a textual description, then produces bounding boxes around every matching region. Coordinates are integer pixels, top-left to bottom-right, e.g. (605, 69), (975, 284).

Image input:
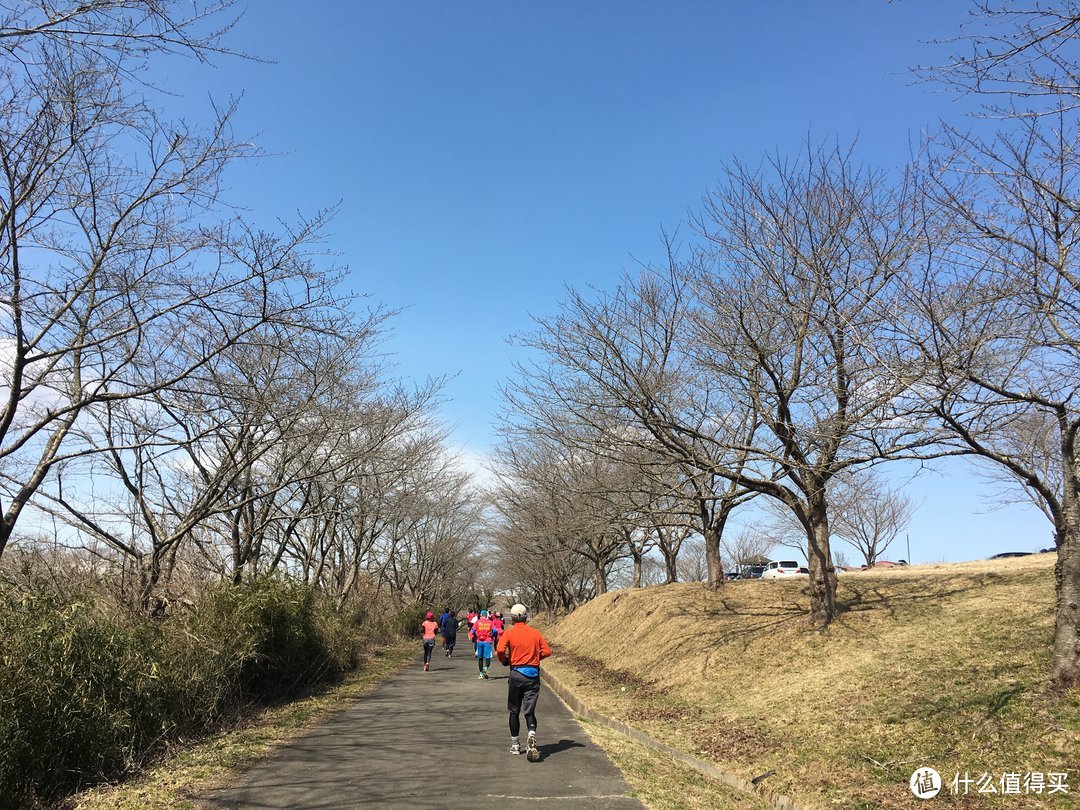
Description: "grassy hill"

(542, 555), (1079, 809)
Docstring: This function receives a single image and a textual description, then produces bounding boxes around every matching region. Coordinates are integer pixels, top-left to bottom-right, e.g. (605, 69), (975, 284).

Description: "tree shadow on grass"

(659, 574), (1000, 651)
(834, 574), (998, 621)
(663, 598), (808, 652)
(985, 684), (1025, 717)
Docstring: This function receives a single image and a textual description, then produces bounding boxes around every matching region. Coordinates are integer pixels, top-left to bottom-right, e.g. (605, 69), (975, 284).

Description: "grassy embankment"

(544, 555), (1079, 810)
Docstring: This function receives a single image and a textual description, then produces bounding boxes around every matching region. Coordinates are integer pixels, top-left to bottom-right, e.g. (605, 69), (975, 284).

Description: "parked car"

(988, 552), (1032, 559)
(739, 564), (767, 579)
(761, 560), (802, 579)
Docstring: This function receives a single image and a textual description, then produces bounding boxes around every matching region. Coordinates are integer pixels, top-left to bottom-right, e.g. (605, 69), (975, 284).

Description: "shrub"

(0, 592), (186, 807)
(196, 577), (323, 700)
(0, 576), (375, 806)
(389, 605), (428, 640)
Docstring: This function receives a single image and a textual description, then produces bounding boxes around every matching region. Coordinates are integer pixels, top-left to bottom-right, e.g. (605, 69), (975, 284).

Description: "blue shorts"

(476, 641), (492, 659)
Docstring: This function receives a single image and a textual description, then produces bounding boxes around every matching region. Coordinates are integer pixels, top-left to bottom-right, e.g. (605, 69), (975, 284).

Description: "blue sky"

(159, 1), (1052, 563)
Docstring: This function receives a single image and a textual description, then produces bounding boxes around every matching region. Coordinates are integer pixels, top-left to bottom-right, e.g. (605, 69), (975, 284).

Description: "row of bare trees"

(491, 2), (1080, 690)
(492, 146), (940, 619)
(0, 2), (485, 613)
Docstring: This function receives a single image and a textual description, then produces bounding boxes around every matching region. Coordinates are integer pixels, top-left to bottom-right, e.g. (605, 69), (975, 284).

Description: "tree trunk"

(0, 516), (13, 563)
(663, 549), (678, 584)
(703, 525), (724, 591)
(1050, 430), (1080, 689)
(230, 507), (244, 585)
(806, 495), (838, 628)
(139, 554), (167, 618)
(631, 551), (643, 588)
(593, 560), (608, 596)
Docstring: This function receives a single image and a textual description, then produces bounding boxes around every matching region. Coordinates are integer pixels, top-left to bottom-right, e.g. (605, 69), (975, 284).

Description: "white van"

(761, 560), (802, 579)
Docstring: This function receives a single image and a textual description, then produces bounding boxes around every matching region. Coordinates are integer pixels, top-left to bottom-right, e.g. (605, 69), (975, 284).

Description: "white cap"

(510, 603), (528, 620)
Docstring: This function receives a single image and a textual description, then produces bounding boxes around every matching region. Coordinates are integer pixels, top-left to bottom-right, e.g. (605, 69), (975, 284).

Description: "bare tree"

(0, 2), (496, 632)
(642, 490), (693, 585)
(0, 0), (289, 558)
(487, 421), (636, 604)
(380, 454), (485, 607)
(489, 454), (595, 614)
(756, 469), (914, 569)
(830, 471), (915, 567)
(912, 120), (1080, 688)
(684, 142), (952, 627)
(22, 221), (360, 611)
(508, 258), (759, 590)
(0, 1), (242, 60)
(921, 1), (1080, 114)
(500, 147), (942, 628)
(916, 0), (1080, 689)
(675, 536), (708, 583)
(719, 529), (775, 576)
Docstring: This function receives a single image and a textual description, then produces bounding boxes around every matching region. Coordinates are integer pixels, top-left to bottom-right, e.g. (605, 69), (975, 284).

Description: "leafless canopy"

(0, 1), (486, 614)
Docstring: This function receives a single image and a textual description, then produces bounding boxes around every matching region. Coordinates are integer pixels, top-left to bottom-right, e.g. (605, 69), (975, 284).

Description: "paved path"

(203, 641), (644, 809)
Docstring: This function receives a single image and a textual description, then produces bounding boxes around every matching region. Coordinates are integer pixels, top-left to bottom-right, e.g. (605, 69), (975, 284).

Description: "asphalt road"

(202, 639), (645, 809)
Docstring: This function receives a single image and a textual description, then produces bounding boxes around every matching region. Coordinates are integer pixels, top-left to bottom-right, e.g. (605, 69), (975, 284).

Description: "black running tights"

(507, 670), (540, 736)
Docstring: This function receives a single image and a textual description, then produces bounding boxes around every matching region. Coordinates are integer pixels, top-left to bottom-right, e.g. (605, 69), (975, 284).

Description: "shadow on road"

(539, 737), (586, 758)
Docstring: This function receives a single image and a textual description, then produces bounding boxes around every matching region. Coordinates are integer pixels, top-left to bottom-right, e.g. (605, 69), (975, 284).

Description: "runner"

(473, 608), (495, 679)
(467, 608), (478, 654)
(491, 610), (504, 649)
(420, 611), (439, 671)
(440, 608), (459, 657)
(439, 606), (454, 655)
(496, 603), (551, 760)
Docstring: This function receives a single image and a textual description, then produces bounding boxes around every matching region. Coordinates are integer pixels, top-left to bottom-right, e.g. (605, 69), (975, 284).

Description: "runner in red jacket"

(495, 603), (551, 759)
(473, 609), (495, 679)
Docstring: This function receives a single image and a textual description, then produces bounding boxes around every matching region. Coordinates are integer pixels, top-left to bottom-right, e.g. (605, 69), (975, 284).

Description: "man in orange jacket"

(495, 603), (551, 760)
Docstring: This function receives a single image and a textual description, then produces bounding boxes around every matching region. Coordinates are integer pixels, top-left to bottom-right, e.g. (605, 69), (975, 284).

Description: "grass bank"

(543, 555), (1079, 809)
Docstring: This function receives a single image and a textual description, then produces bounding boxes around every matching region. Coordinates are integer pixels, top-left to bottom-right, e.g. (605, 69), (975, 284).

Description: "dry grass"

(543, 555), (1080, 810)
(576, 718), (773, 810)
(64, 641), (416, 810)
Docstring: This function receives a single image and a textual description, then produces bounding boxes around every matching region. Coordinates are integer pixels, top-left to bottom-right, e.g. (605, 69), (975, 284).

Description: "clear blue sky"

(159, 1), (1052, 563)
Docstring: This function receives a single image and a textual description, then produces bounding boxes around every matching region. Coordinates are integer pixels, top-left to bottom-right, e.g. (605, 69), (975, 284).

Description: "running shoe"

(423, 663), (429, 671)
(526, 730), (539, 761)
(510, 742), (521, 755)
(478, 673), (486, 679)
